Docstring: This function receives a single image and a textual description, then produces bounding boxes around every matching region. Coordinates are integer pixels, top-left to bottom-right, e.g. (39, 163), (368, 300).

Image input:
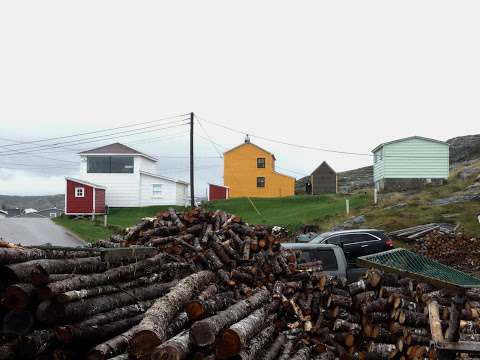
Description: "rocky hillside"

(447, 134), (480, 163)
(337, 165), (373, 193)
(0, 194), (64, 211)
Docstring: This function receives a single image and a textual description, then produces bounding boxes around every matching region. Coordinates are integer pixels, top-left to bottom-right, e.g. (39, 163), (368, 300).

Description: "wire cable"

(0, 113), (188, 149)
(0, 119), (189, 156)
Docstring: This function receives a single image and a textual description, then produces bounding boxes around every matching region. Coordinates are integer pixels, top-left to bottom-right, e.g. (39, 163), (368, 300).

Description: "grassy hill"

(322, 159), (480, 236)
(203, 194), (369, 230)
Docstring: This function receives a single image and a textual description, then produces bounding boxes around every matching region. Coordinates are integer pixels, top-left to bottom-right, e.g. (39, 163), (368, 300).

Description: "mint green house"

(372, 136), (449, 191)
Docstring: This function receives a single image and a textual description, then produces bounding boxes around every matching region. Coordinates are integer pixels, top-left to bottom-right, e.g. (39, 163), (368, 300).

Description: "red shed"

(208, 183), (229, 201)
(65, 177), (106, 215)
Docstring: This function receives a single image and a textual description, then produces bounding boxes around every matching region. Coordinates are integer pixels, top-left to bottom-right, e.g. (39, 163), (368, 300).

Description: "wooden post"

(345, 199), (350, 215)
(104, 215), (108, 228)
(190, 112), (195, 208)
(374, 189), (378, 204)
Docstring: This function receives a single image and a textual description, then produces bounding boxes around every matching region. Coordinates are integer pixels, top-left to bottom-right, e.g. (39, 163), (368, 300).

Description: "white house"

(77, 143), (189, 207)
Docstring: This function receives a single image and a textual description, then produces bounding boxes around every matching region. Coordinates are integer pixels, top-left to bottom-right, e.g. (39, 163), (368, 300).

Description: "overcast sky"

(0, 1), (478, 196)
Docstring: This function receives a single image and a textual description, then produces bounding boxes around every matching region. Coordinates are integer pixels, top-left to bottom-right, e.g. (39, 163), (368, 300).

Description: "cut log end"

(190, 321), (216, 347)
(216, 329), (241, 359)
(129, 329), (162, 359)
(184, 301), (204, 321)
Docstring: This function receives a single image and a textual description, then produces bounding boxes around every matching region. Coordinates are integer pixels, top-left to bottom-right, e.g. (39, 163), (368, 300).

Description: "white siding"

(137, 157), (157, 173)
(81, 173), (140, 207)
(140, 174), (187, 206)
(176, 182), (189, 206)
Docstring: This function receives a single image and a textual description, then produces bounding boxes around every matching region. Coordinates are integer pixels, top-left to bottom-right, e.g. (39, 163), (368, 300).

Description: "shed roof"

(311, 161), (336, 175)
(371, 136), (449, 153)
(223, 142), (276, 160)
(139, 171), (189, 185)
(79, 143), (157, 161)
(66, 177), (107, 190)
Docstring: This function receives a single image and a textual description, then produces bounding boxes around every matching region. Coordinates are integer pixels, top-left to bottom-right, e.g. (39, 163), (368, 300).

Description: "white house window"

(152, 184), (162, 198)
(75, 187), (85, 197)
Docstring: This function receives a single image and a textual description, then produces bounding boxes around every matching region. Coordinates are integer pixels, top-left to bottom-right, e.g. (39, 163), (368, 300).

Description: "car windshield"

(311, 232), (333, 243)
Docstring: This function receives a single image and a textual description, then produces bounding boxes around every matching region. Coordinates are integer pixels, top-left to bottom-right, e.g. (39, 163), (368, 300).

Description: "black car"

(308, 229), (393, 266)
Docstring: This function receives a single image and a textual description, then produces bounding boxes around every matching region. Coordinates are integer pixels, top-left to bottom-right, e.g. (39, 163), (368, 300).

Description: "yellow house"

(224, 137), (295, 198)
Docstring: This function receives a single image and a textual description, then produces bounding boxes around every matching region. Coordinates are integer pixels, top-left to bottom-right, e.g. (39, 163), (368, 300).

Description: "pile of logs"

(389, 223), (457, 242)
(413, 230), (480, 273)
(0, 208), (479, 359)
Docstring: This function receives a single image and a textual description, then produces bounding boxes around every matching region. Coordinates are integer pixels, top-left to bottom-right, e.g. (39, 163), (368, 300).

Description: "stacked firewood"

(413, 230), (480, 273)
(0, 208), (477, 359)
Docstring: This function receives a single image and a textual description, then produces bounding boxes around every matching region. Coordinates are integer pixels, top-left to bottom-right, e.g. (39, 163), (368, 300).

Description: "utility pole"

(190, 112), (195, 207)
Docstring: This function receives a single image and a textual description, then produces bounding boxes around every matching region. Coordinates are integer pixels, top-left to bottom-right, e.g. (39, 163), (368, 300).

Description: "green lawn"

(54, 196), (370, 242)
(203, 194), (370, 231)
(54, 205), (184, 243)
(54, 216), (114, 243)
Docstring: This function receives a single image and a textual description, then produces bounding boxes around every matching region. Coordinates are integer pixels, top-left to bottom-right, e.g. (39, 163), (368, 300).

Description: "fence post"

(346, 199), (350, 215)
(104, 215), (108, 228)
(374, 189), (378, 205)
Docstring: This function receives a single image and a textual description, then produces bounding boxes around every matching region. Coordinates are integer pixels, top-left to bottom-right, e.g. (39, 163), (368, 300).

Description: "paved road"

(0, 218), (86, 247)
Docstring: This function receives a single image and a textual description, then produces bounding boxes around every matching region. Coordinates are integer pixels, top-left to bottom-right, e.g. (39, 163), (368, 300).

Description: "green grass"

(322, 159), (480, 237)
(53, 216), (114, 243)
(106, 206), (184, 228)
(203, 194), (370, 231)
(54, 205), (184, 243)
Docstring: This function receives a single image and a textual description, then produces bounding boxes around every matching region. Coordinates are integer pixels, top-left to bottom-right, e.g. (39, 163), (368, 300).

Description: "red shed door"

(95, 188), (106, 214)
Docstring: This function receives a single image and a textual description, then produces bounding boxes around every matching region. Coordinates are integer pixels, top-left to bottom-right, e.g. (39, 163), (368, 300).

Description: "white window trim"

(152, 184), (163, 199)
(75, 187), (85, 198)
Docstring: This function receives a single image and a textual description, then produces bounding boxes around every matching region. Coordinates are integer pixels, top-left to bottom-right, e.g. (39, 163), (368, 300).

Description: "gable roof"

(66, 177), (107, 190)
(223, 142), (276, 160)
(311, 161), (336, 175)
(371, 136), (449, 153)
(79, 143), (157, 161)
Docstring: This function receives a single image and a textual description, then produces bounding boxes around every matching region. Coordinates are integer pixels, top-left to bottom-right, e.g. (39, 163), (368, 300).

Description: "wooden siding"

(94, 188), (106, 213)
(224, 143), (295, 198)
(311, 162), (337, 194)
(66, 180), (94, 214)
(373, 149), (385, 182)
(374, 138), (449, 181)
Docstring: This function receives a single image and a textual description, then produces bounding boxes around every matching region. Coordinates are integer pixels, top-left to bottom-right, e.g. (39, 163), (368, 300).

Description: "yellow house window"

(256, 177), (265, 188)
(257, 157), (265, 168)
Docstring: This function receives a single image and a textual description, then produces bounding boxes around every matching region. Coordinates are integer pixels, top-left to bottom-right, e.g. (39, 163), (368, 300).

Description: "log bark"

(38, 254), (167, 299)
(185, 291), (235, 321)
(55, 300), (153, 343)
(262, 333), (286, 360)
(16, 329), (55, 359)
(237, 323), (277, 360)
(52, 273), (163, 303)
(2, 309), (35, 335)
(2, 283), (36, 310)
(0, 247), (95, 265)
(56, 314), (143, 344)
(130, 270), (215, 359)
(398, 310), (427, 327)
(278, 339), (295, 360)
(216, 304), (274, 359)
(36, 280), (177, 325)
(1, 256), (109, 285)
(87, 326), (138, 360)
(151, 329), (192, 360)
(190, 288), (270, 346)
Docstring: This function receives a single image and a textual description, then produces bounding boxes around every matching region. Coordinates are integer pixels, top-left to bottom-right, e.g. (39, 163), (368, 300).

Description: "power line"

(0, 122), (189, 157)
(0, 119), (189, 156)
(0, 139), (78, 164)
(197, 115), (450, 160)
(0, 113), (188, 149)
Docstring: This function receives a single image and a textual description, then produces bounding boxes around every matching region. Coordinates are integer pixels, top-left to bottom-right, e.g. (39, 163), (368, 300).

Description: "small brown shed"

(310, 161), (337, 194)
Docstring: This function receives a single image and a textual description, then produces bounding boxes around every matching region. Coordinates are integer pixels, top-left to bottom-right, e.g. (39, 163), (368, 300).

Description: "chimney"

(245, 134), (250, 143)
